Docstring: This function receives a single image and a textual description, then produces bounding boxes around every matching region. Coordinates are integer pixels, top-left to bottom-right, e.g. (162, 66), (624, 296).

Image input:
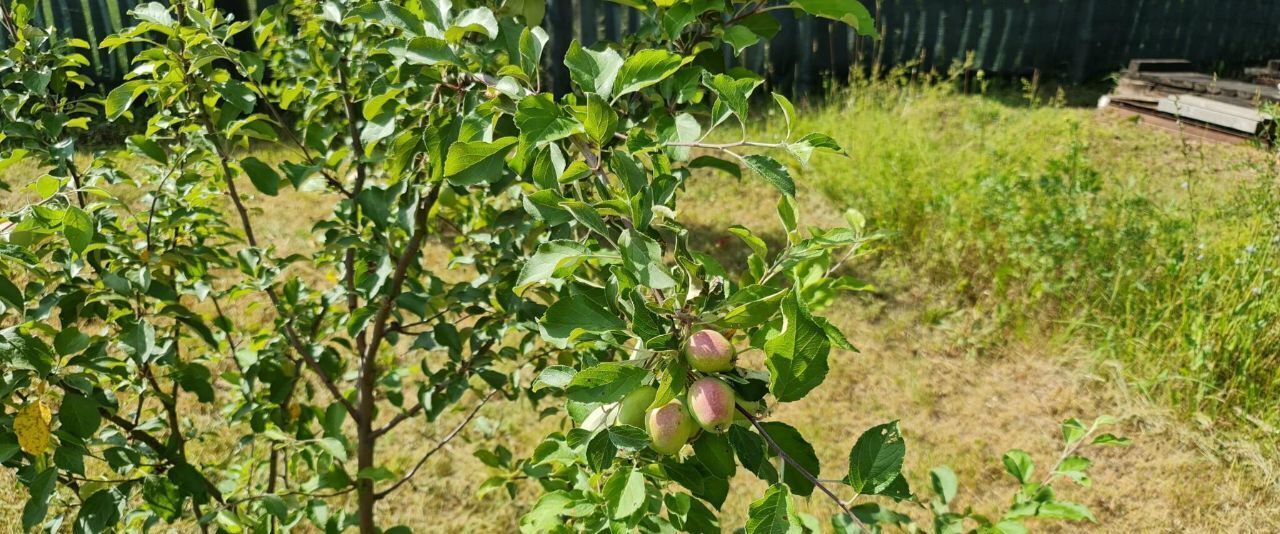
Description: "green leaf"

(651, 359), (687, 409)
(689, 155), (741, 179)
(584, 94), (619, 145)
(350, 1), (426, 36)
(716, 285), (787, 329)
(127, 135), (167, 164)
(661, 112), (702, 161)
(517, 241), (618, 293)
(58, 393), (101, 439)
(132, 2), (173, 26)
(1054, 455), (1093, 486)
(540, 287), (626, 345)
(317, 437), (349, 462)
(746, 484), (801, 534)
(63, 206), (94, 254)
(728, 225), (769, 259)
(743, 154), (795, 197)
(444, 137), (518, 186)
(445, 8), (499, 41)
(521, 491), (575, 532)
(260, 494), (288, 520)
(723, 25), (763, 55)
(105, 80), (150, 120)
(516, 94), (580, 146)
(532, 365), (576, 391)
(507, 0), (546, 26)
(565, 41), (623, 98)
(614, 49), (687, 99)
(560, 200), (610, 239)
(240, 157), (280, 196)
(0, 273), (24, 310)
(1091, 433), (1131, 446)
(586, 429), (617, 470)
(692, 432), (736, 478)
(741, 12), (781, 40)
(604, 466), (646, 519)
(930, 466), (958, 504)
(564, 362), (646, 403)
(142, 477), (183, 522)
(1037, 501), (1096, 522)
(400, 36), (460, 65)
(729, 425), (778, 484)
(54, 327), (89, 356)
(360, 111), (396, 148)
(619, 230), (676, 290)
(216, 80), (257, 115)
(704, 73), (762, 121)
(22, 468), (57, 531)
(73, 490), (121, 534)
(1002, 449), (1034, 483)
(764, 292), (830, 402)
(665, 492), (720, 534)
(1061, 418), (1087, 445)
(760, 421), (820, 496)
(609, 425), (650, 450)
(789, 0), (878, 37)
(847, 420), (906, 496)
(1, 330), (54, 376)
(786, 132), (845, 165)
(772, 94), (797, 136)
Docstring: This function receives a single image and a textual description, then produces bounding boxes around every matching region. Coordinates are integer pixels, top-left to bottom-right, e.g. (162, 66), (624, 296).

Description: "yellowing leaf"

(15, 401), (52, 455)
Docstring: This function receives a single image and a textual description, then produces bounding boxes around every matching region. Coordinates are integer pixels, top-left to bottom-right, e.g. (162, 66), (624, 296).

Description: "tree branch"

(362, 184), (442, 362)
(202, 129), (358, 420)
(371, 338), (494, 439)
(737, 405), (865, 529)
(373, 388), (500, 500)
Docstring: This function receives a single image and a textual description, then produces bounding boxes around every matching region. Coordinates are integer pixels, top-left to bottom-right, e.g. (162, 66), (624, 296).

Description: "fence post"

(547, 0), (573, 95)
(579, 0), (597, 46)
(1070, 0), (1097, 83)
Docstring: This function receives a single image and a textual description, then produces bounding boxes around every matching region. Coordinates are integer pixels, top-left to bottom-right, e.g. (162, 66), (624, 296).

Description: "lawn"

(4, 81), (1279, 531)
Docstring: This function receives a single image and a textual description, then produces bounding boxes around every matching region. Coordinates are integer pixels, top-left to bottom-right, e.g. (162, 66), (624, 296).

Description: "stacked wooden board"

(1100, 59), (1277, 143)
(1245, 60), (1280, 87)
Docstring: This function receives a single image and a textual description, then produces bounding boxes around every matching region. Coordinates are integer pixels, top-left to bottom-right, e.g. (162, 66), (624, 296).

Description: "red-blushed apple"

(688, 377), (736, 433)
(685, 329), (734, 372)
(646, 399), (697, 455)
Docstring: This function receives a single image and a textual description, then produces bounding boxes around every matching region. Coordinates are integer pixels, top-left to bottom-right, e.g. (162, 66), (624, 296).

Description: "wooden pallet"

(1101, 97), (1254, 144)
(1245, 59), (1280, 88)
(1101, 59), (1277, 143)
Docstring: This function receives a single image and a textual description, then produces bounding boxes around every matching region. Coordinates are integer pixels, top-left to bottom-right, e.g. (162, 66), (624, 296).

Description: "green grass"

(776, 77), (1280, 429)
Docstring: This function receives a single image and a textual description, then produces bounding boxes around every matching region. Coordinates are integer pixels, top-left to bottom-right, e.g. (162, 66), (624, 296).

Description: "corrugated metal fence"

(5, 0), (1280, 92)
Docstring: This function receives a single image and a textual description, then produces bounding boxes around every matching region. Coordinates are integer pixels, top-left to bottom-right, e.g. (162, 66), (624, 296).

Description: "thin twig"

(373, 388), (500, 499)
(737, 405), (865, 529)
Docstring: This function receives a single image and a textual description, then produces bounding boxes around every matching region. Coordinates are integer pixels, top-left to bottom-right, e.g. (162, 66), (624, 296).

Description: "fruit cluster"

(638, 329), (744, 455)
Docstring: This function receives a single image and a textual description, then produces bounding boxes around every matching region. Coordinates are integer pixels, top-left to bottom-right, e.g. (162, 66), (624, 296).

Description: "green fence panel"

(11, 0), (1280, 90)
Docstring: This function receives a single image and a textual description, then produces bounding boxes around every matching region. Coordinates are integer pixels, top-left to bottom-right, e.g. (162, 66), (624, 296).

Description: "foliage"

(0, 0), (1126, 532)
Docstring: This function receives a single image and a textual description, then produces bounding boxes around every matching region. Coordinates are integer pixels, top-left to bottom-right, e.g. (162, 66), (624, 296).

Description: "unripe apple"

(685, 329), (734, 372)
(688, 377), (736, 433)
(733, 398), (765, 426)
(617, 385), (657, 428)
(646, 399), (697, 455)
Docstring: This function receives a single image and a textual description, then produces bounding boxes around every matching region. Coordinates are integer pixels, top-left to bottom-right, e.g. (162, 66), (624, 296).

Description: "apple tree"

(0, 0), (1126, 531)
